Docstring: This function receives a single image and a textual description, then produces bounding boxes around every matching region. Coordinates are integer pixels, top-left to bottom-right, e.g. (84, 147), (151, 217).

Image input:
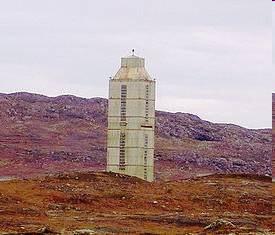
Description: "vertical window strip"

(121, 85), (127, 121)
(145, 85), (149, 122)
(120, 85), (127, 170)
(119, 132), (126, 170)
(144, 134), (148, 180)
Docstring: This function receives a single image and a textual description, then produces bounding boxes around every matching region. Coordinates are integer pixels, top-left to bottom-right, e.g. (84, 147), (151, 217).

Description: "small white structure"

(107, 51), (156, 181)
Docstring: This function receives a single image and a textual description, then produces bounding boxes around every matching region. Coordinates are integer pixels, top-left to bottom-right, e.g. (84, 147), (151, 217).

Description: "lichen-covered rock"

(73, 229), (95, 235)
(204, 219), (235, 231)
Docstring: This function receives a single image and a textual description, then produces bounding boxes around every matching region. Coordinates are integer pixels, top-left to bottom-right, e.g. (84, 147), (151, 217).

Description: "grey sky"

(0, 0), (272, 128)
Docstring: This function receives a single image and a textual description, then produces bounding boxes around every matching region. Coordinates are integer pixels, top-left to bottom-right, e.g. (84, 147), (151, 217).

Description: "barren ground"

(0, 172), (272, 234)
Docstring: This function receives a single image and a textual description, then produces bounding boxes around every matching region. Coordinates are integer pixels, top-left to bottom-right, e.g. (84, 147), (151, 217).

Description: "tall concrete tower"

(107, 51), (155, 182)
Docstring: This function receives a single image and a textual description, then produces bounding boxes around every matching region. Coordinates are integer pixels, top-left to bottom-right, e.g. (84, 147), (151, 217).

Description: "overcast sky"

(0, 0), (272, 128)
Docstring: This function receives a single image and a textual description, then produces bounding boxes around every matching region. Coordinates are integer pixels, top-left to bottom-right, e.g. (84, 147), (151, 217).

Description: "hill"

(0, 92), (271, 180)
(272, 93), (275, 176)
(0, 172), (272, 234)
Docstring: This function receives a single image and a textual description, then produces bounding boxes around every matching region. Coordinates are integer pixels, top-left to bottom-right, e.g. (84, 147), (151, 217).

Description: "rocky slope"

(0, 172), (272, 234)
(0, 92), (272, 180)
(272, 93), (275, 177)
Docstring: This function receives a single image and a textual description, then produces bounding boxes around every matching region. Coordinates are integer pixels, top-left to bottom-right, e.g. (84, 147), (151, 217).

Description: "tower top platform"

(121, 55), (145, 68)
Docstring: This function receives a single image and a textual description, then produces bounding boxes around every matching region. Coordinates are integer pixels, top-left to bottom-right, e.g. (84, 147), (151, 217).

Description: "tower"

(107, 51), (155, 182)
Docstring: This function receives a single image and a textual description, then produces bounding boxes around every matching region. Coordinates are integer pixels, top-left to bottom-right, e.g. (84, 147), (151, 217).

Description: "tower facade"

(107, 53), (155, 182)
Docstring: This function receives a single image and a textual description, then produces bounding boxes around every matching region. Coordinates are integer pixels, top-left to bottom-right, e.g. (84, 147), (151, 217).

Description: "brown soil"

(0, 172), (272, 234)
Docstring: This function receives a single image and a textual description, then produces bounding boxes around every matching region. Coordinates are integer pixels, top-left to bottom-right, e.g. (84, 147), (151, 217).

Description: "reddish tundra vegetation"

(0, 172), (272, 234)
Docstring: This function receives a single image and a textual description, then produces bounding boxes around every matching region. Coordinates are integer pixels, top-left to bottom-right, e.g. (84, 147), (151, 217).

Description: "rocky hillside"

(273, 93), (275, 177)
(0, 92), (272, 180)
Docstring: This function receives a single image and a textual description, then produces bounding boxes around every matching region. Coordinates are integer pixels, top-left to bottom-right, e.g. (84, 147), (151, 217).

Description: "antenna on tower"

(132, 49), (135, 56)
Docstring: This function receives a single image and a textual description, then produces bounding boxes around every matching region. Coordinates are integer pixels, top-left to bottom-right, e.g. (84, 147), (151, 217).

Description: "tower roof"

(113, 50), (152, 80)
